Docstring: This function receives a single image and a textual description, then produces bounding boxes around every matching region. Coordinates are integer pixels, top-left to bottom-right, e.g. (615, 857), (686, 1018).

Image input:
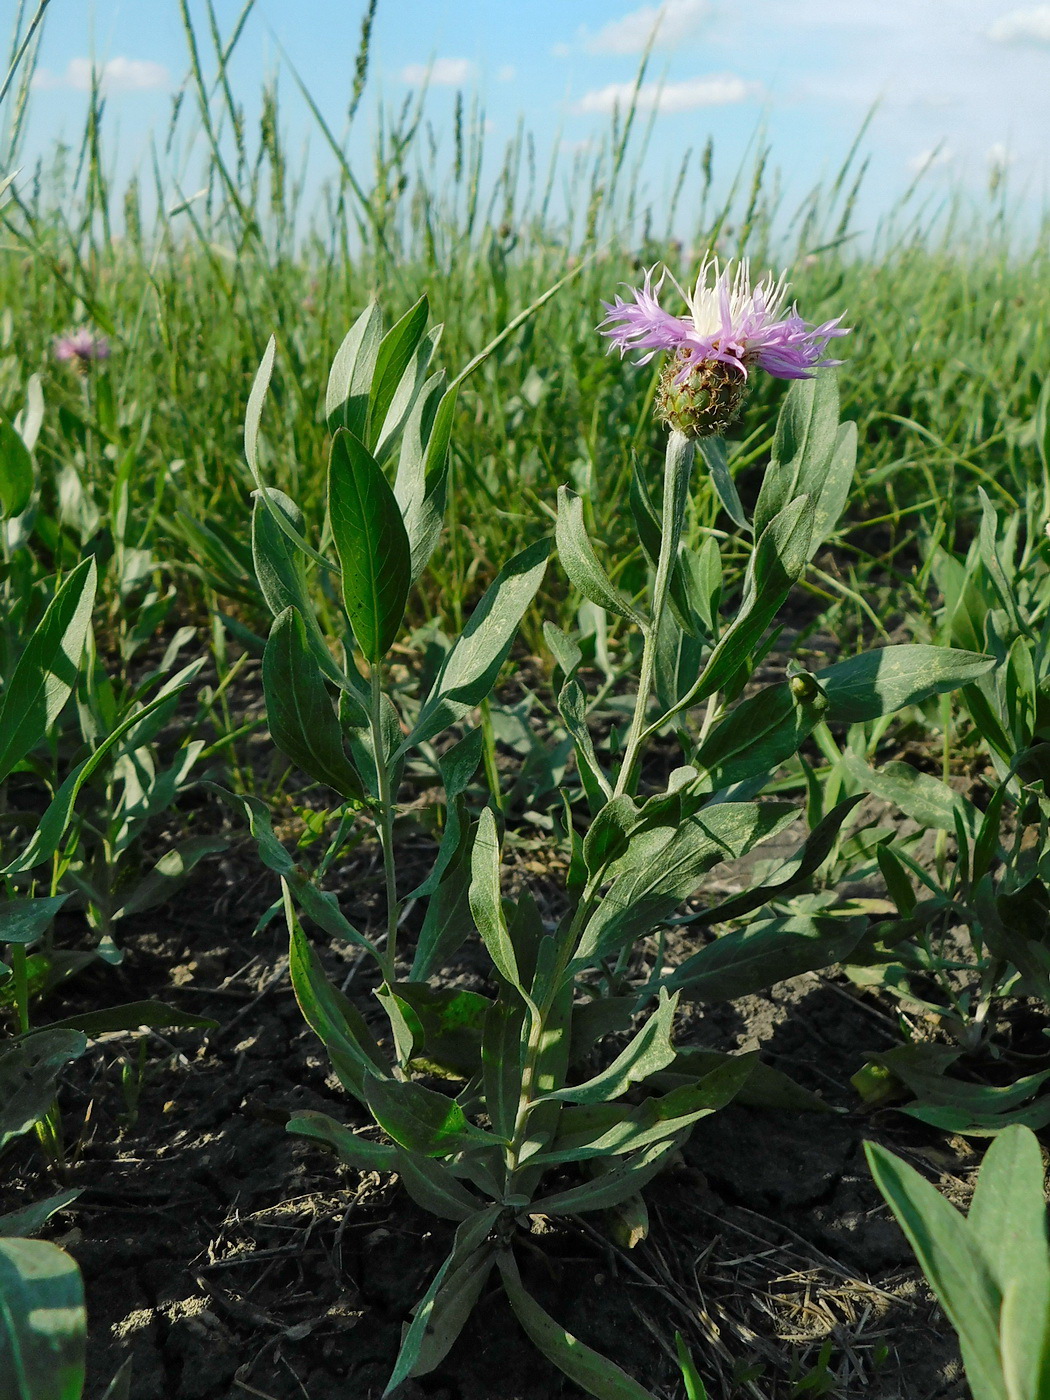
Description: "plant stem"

(370, 664), (400, 983)
(614, 429), (695, 798)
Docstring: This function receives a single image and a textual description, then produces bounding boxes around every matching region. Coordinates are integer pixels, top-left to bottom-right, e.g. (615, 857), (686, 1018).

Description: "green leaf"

(363, 1076), (500, 1157)
(393, 1148), (486, 1220)
(2, 682), (193, 876)
(263, 607), (365, 799)
(288, 917), (389, 1099)
(699, 437), (749, 532)
(251, 488), (351, 692)
(755, 372), (840, 540)
(689, 495), (814, 706)
(538, 991), (679, 1105)
(695, 679), (828, 793)
(498, 1250), (658, 1400)
(535, 1057), (756, 1166)
(0, 1031), (87, 1153)
(328, 428), (411, 664)
(367, 294), (430, 450)
(326, 300), (384, 438)
(482, 991), (526, 1142)
(650, 1048), (831, 1114)
(808, 420), (857, 557)
(582, 795), (641, 876)
(405, 540), (550, 752)
(0, 1238), (85, 1400)
(556, 488), (645, 627)
(468, 808), (521, 990)
(37, 1001), (216, 1038)
(865, 1141), (1007, 1400)
(384, 1208), (501, 1395)
(817, 645), (995, 724)
(0, 897), (70, 947)
(113, 836), (229, 921)
(0, 1191), (81, 1241)
(665, 914), (866, 1002)
(576, 802), (798, 965)
(411, 821), (476, 981)
(691, 795), (863, 926)
(0, 412), (34, 519)
(286, 1110), (397, 1171)
(842, 754), (980, 837)
(0, 558), (96, 786)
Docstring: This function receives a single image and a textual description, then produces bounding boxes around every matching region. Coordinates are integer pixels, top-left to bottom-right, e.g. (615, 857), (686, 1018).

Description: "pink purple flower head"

(599, 256), (848, 382)
(54, 328), (110, 364)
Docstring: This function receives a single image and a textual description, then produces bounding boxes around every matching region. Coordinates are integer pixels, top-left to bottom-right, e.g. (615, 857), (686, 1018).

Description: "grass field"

(3, 7), (1050, 1400)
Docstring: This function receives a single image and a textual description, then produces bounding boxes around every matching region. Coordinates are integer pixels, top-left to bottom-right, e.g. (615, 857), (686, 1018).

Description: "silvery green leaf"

(367, 295), (430, 452)
(326, 300), (384, 438)
(0, 1190), (81, 1241)
(363, 1076), (502, 1158)
(468, 807), (521, 990)
(556, 487), (646, 627)
(537, 990), (679, 1105)
(694, 678), (827, 793)
(286, 1110), (397, 1172)
(756, 371), (840, 540)
(866, 1141), (1007, 1400)
(403, 539), (550, 752)
(699, 436), (749, 532)
(664, 914), (867, 1002)
(575, 802), (798, 965)
(841, 753), (981, 837)
(394, 1148), (486, 1221)
(383, 1207), (501, 1395)
(816, 644), (995, 724)
(0, 1031), (87, 1152)
(527, 1136), (684, 1216)
(0, 896), (70, 947)
(498, 1249), (657, 1399)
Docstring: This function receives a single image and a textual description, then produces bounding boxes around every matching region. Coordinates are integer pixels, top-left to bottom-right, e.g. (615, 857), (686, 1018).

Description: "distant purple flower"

(54, 328), (110, 365)
(599, 257), (848, 383)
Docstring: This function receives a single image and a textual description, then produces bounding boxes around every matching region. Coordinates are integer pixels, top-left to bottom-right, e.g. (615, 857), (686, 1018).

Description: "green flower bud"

(655, 351), (751, 439)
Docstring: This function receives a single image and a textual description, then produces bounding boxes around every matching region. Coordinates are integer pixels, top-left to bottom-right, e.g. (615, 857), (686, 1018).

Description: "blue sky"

(12, 0), (1050, 237)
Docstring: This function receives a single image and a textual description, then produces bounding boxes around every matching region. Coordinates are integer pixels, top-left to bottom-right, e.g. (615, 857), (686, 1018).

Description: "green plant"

(867, 1126), (1050, 1400)
(234, 282), (996, 1395)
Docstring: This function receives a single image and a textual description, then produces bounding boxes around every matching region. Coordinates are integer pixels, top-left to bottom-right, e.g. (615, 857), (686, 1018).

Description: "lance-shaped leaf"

(0, 1031), (87, 1153)
(384, 1207), (501, 1395)
(363, 1076), (502, 1157)
(498, 1250), (658, 1400)
(699, 436), (749, 532)
(528, 1136), (684, 1217)
(0, 896), (70, 947)
(0, 1191), (81, 1242)
(367, 294), (430, 451)
(328, 428), (411, 664)
(0, 1238), (86, 1400)
(286, 1110), (397, 1172)
(2, 683), (192, 876)
(575, 802), (798, 965)
(865, 1141), (1007, 1400)
(288, 918), (389, 1099)
(688, 794), (863, 926)
(556, 487), (645, 627)
(664, 913), (867, 1002)
(817, 645), (995, 724)
(31, 1001), (216, 1038)
(326, 300), (384, 438)
(841, 753), (981, 837)
(537, 990), (679, 1105)
(251, 488), (352, 692)
(263, 607), (365, 800)
(0, 557), (96, 786)
(808, 419), (857, 557)
(394, 1148), (486, 1221)
(0, 411), (34, 519)
(402, 539), (550, 752)
(755, 371), (840, 540)
(694, 678), (828, 793)
(468, 808), (521, 990)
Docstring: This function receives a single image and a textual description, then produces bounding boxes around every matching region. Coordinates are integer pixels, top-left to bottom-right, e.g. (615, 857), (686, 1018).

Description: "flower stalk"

(615, 428), (695, 798)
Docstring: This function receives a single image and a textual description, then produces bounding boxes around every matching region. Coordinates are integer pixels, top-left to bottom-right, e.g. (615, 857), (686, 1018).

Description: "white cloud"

(497, 64), (516, 82)
(582, 0), (711, 55)
(574, 73), (756, 115)
(400, 57), (474, 86)
(988, 6), (1050, 43)
(32, 56), (169, 93)
(907, 145), (955, 173)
